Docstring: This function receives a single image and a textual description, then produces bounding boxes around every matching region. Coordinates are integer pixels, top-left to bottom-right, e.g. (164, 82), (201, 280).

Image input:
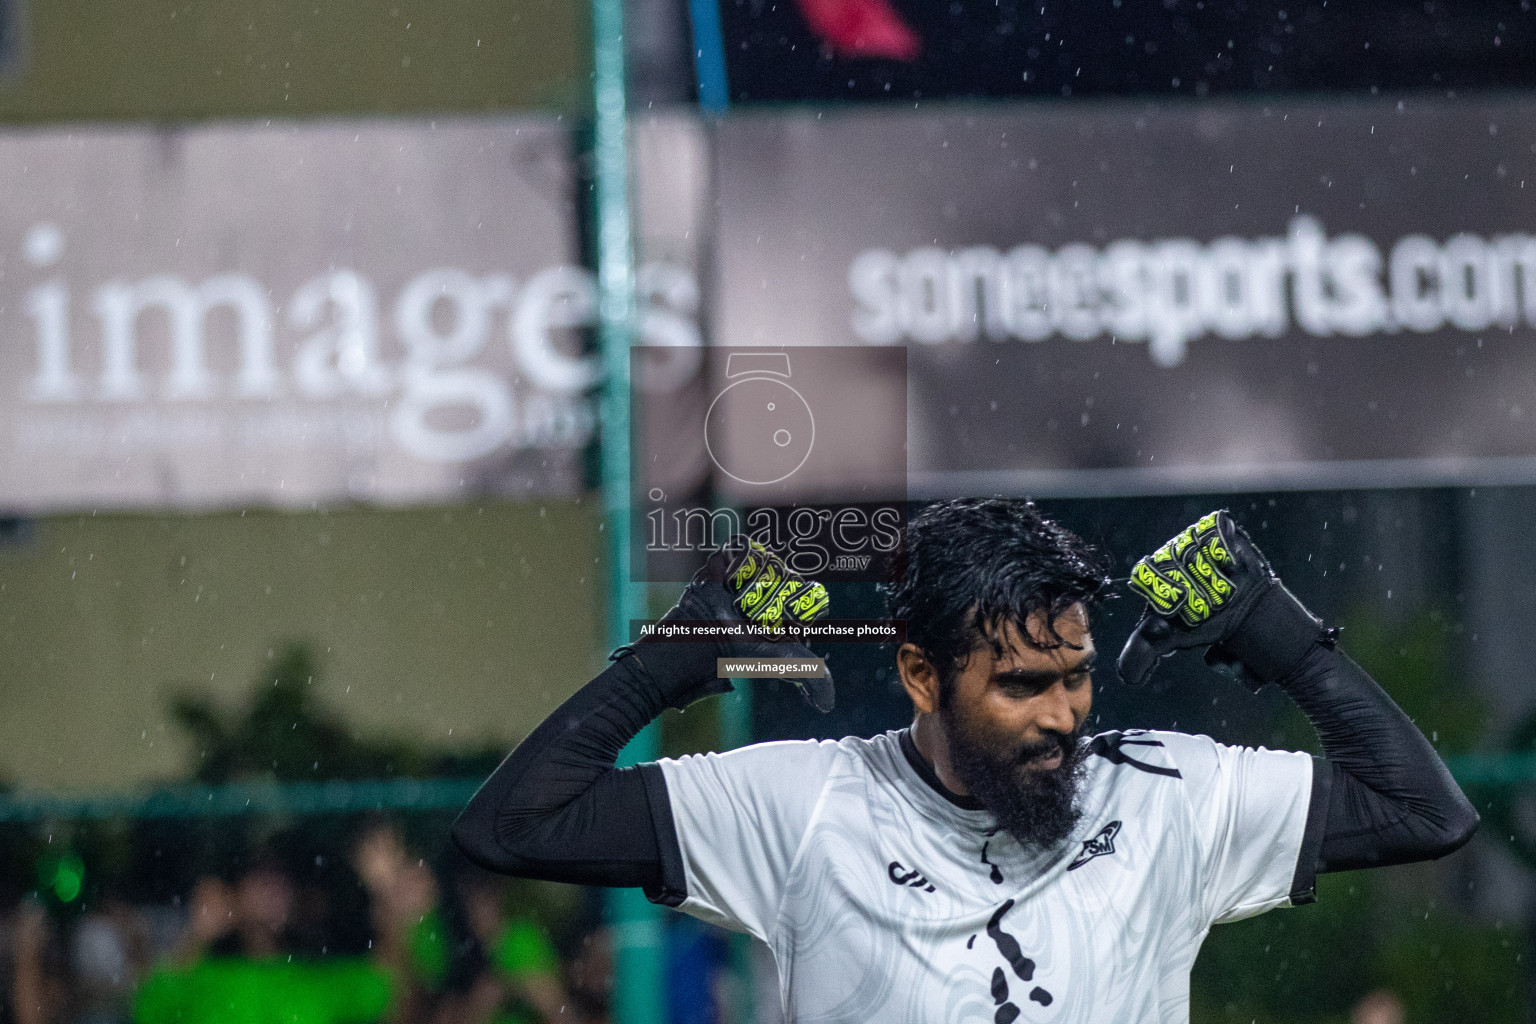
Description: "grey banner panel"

(715, 98), (1536, 495)
(0, 119), (695, 512)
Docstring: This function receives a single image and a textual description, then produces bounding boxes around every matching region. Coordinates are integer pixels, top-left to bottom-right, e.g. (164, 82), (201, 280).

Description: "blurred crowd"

(0, 815), (1424, 1024)
(0, 821), (729, 1024)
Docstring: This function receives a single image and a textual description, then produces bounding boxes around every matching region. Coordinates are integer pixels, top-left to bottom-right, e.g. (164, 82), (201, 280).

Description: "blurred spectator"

(72, 899), (152, 1024)
(354, 826), (580, 1024)
(133, 850), (393, 1024)
(7, 824), (610, 1024)
(1351, 990), (1406, 1024)
(664, 917), (728, 1024)
(13, 900), (68, 1024)
(12, 892), (153, 1024)
(564, 928), (611, 1024)
(352, 823), (442, 1021)
(172, 856), (293, 961)
(434, 866), (575, 1024)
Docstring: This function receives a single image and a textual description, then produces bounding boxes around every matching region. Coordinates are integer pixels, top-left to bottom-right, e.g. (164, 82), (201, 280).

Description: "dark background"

(720, 0), (1536, 103)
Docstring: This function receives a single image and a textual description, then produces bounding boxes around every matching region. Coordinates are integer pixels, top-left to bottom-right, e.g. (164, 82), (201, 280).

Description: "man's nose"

(1036, 681), (1078, 735)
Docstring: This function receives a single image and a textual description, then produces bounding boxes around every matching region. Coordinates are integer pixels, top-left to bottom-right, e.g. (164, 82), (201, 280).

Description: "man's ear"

(896, 643), (941, 715)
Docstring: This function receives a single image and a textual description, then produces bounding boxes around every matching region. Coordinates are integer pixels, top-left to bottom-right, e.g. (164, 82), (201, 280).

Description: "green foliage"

(171, 644), (423, 783)
(0, 641), (522, 926)
(1467, 703), (1536, 874)
(1375, 912), (1526, 1023)
(1191, 601), (1522, 1023)
(1192, 874), (1376, 1024)
(1266, 603), (1485, 757)
(1337, 606), (1485, 755)
(1193, 872), (1526, 1024)
(170, 642), (507, 783)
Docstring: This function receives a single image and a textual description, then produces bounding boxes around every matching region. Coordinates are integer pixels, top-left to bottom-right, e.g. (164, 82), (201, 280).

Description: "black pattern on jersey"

(1066, 820), (1122, 871)
(986, 901), (1034, 980)
(980, 839), (1005, 884)
(886, 860), (936, 893)
(1089, 731), (1183, 778)
(981, 899), (1053, 1023)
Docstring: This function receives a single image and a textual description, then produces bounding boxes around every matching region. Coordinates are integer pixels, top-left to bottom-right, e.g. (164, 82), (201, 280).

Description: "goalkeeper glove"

(637, 536), (835, 713)
(1117, 510), (1330, 689)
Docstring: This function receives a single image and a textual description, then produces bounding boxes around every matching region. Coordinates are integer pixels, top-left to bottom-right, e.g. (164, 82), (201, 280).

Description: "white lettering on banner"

(511, 266), (601, 393)
(849, 217), (1536, 366)
(16, 226), (701, 464)
(24, 280), (76, 401)
(290, 270), (391, 398)
(633, 263), (703, 393)
(92, 275), (280, 401)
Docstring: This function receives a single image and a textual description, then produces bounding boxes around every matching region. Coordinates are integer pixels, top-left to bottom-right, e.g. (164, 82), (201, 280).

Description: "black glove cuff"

(1219, 581), (1330, 685)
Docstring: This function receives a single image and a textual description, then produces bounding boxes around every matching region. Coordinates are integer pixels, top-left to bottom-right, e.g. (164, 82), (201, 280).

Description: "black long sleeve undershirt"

(450, 646), (697, 904)
(452, 638), (1479, 900)
(1284, 643), (1479, 874)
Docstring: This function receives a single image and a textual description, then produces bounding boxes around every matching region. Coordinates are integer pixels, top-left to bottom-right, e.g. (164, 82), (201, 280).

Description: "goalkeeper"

(453, 499), (1476, 1023)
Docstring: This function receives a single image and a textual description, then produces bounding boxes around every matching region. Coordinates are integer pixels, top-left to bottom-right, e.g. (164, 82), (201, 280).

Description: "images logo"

(632, 346), (908, 583)
(704, 353), (815, 486)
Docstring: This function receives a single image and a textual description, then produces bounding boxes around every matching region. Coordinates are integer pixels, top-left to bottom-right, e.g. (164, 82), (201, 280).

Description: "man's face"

(236, 868), (294, 934)
(939, 603), (1095, 849)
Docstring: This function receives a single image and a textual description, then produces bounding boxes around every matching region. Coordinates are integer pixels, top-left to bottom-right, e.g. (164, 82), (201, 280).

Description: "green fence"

(0, 750), (1523, 824)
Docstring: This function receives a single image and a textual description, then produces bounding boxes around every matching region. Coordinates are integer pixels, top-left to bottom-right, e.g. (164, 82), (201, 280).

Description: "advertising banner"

(715, 97), (1536, 495)
(0, 119), (696, 512)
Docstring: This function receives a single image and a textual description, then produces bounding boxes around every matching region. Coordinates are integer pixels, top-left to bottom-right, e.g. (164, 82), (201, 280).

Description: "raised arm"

(1118, 512), (1478, 878)
(450, 540), (832, 902)
(1266, 642), (1477, 872)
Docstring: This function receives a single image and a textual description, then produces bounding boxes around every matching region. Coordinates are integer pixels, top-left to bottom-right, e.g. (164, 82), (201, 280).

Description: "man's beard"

(941, 706), (1088, 851)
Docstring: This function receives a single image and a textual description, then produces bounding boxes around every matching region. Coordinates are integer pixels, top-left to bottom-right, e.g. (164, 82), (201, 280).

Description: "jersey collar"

(898, 727), (987, 811)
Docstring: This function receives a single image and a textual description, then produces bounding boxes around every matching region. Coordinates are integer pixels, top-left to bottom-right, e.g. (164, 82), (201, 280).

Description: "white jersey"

(657, 728), (1317, 1024)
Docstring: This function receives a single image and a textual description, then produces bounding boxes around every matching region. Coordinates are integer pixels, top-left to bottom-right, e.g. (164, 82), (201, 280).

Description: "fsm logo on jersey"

(630, 345), (908, 583)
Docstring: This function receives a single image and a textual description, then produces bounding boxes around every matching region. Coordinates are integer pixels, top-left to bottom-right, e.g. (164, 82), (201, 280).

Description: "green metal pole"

(591, 0), (665, 1020)
(718, 681), (752, 750)
(719, 679), (756, 1024)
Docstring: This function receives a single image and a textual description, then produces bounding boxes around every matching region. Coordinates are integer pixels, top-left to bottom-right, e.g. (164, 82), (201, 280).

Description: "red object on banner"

(793, 0), (922, 60)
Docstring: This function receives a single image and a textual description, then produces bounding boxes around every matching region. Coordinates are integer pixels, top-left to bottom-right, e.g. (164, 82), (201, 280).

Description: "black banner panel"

(717, 0), (1536, 103)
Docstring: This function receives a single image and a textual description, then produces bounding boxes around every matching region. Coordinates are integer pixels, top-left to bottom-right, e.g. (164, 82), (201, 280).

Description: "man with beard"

(452, 498), (1477, 1023)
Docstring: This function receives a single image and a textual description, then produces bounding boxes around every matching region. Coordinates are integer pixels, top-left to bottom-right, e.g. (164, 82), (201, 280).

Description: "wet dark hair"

(881, 498), (1113, 691)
